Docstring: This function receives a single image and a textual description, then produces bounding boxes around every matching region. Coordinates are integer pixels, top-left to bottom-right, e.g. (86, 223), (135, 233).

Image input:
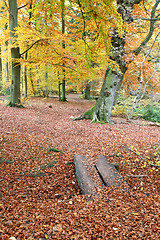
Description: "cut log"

(95, 155), (128, 188)
(74, 155), (97, 198)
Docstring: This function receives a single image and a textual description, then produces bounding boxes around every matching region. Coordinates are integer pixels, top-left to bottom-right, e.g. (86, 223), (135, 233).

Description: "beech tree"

(74, 0), (160, 123)
(7, 0), (21, 107)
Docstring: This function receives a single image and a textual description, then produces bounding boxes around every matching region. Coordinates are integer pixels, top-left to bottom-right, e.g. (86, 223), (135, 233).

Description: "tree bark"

(24, 1), (32, 99)
(84, 82), (91, 100)
(9, 47), (21, 106)
(61, 0), (67, 102)
(58, 81), (62, 101)
(61, 78), (66, 101)
(30, 68), (35, 96)
(24, 53), (27, 98)
(4, 40), (9, 84)
(0, 46), (2, 90)
(8, 0), (21, 107)
(92, 69), (123, 122)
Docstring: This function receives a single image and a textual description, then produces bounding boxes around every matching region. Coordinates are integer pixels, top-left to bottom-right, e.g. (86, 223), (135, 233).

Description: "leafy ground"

(0, 95), (159, 240)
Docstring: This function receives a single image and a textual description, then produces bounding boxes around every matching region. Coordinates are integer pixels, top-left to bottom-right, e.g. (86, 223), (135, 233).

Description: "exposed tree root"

(7, 102), (24, 108)
(73, 106), (95, 121)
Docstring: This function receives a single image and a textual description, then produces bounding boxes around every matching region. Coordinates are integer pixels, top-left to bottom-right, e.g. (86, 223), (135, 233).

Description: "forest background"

(0, 1), (160, 239)
(0, 0), (159, 122)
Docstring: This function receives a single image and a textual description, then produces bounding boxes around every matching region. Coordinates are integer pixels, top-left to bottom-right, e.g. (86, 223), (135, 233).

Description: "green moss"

(39, 160), (57, 170)
(7, 102), (24, 108)
(47, 148), (64, 154)
(0, 158), (14, 164)
(83, 105), (95, 119)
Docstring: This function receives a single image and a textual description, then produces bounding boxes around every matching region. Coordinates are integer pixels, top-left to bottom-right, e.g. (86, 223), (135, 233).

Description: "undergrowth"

(135, 104), (160, 122)
(112, 90), (160, 122)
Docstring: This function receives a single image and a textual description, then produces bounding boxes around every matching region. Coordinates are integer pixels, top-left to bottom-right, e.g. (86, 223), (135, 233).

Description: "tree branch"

(122, 145), (160, 168)
(128, 31), (160, 119)
(2, 0), (9, 12)
(77, 0), (90, 52)
(20, 38), (62, 57)
(133, 17), (160, 21)
(20, 40), (42, 56)
(18, 2), (30, 10)
(127, 175), (149, 178)
(134, 0), (160, 55)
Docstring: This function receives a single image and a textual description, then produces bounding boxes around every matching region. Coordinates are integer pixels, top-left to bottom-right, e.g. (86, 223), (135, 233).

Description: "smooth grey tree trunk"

(0, 46), (2, 86)
(29, 67), (35, 96)
(44, 64), (49, 97)
(92, 69), (122, 122)
(84, 82), (91, 100)
(58, 81), (62, 101)
(24, 53), (27, 98)
(62, 78), (66, 101)
(4, 24), (9, 84)
(61, 0), (67, 102)
(23, 1), (32, 99)
(8, 0), (21, 107)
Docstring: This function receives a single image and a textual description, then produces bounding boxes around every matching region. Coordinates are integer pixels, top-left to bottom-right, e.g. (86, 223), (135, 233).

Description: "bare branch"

(2, 0), (9, 12)
(18, 2), (30, 10)
(122, 145), (160, 168)
(20, 40), (42, 56)
(128, 31), (160, 119)
(134, 0), (160, 55)
(133, 17), (160, 21)
(127, 175), (149, 178)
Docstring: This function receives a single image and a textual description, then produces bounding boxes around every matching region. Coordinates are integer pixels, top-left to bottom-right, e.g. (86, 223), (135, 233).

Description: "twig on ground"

(122, 145), (160, 168)
(127, 175), (149, 178)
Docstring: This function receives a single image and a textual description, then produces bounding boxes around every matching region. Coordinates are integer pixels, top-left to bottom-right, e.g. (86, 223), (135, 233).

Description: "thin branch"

(2, 0), (9, 12)
(134, 0), (160, 55)
(133, 17), (160, 21)
(77, 0), (86, 40)
(20, 40), (42, 56)
(20, 38), (62, 57)
(140, 30), (160, 81)
(142, 0), (150, 16)
(140, 61), (159, 99)
(128, 31), (160, 119)
(18, 2), (30, 10)
(77, 0), (92, 53)
(156, 13), (160, 18)
(127, 175), (149, 178)
(122, 145), (160, 168)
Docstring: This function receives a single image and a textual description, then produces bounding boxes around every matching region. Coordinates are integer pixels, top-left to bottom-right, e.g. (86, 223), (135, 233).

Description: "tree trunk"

(24, 53), (27, 98)
(58, 81), (62, 101)
(61, 78), (66, 101)
(9, 47), (21, 106)
(8, 0), (21, 107)
(92, 68), (122, 123)
(29, 67), (35, 96)
(61, 0), (67, 102)
(44, 64), (49, 97)
(84, 82), (91, 100)
(4, 25), (9, 84)
(74, 68), (123, 123)
(0, 46), (2, 91)
(24, 2), (32, 99)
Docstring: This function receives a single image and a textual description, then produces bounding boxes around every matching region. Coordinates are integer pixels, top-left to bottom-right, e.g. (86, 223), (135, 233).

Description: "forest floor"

(0, 94), (159, 240)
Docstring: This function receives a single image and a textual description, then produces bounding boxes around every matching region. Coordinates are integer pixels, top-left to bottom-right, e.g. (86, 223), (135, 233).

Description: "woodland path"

(0, 94), (159, 239)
